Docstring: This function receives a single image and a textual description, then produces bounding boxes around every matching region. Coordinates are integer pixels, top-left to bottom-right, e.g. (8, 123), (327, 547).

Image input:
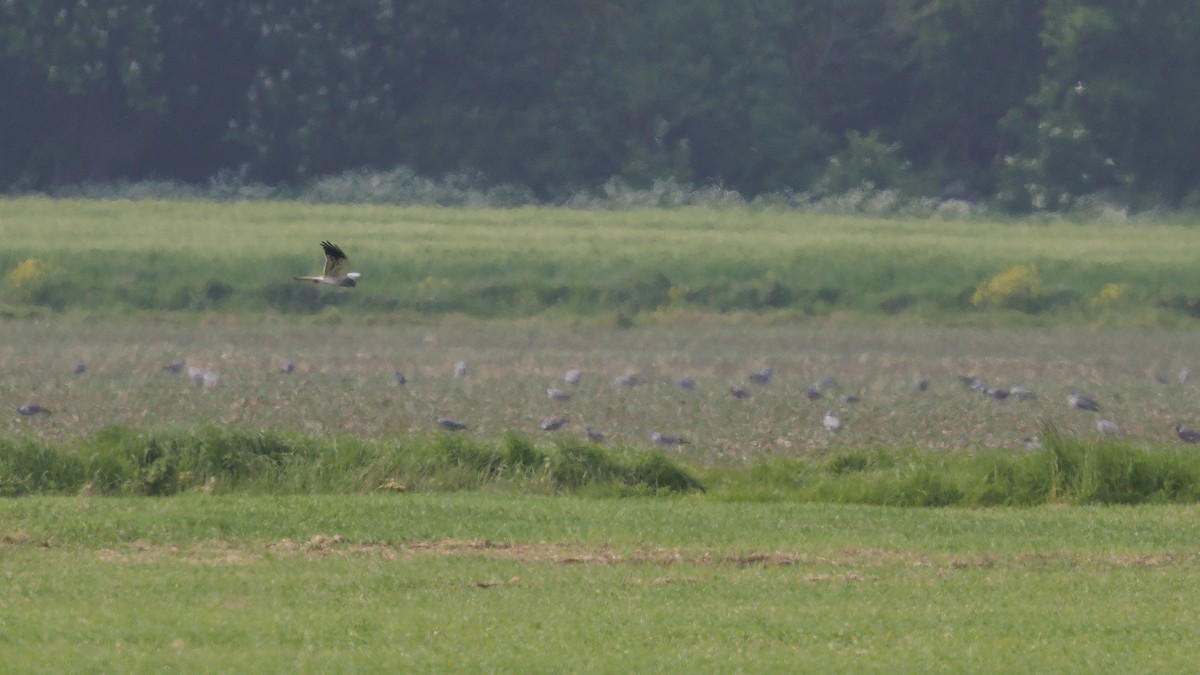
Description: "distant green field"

(4, 197), (1200, 320)
(4, 494), (1200, 672)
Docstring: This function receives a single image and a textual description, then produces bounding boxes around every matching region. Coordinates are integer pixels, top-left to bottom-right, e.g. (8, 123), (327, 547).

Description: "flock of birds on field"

(13, 242), (1200, 448)
(19, 355), (1200, 449)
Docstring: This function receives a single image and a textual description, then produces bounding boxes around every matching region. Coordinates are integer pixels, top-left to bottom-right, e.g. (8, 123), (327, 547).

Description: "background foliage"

(3, 0), (1198, 210)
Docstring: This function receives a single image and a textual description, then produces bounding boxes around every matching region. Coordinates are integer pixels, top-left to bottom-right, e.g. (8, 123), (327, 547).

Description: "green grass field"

(4, 494), (1200, 671)
(5, 198), (1200, 669)
(4, 197), (1200, 320)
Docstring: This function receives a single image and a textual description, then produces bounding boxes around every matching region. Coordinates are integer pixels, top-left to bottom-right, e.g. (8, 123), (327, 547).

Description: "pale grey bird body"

(454, 361), (468, 377)
(164, 359), (185, 373)
(1069, 393), (1101, 412)
(729, 385), (751, 399)
(294, 241), (361, 287)
(564, 369), (582, 385)
(394, 371), (407, 385)
(1023, 437), (1044, 451)
(749, 367), (773, 384)
(822, 410), (841, 432)
(650, 431), (687, 446)
(585, 426), (605, 443)
(959, 375), (983, 390)
(436, 417), (467, 431)
(17, 403), (50, 415)
(547, 387), (572, 401)
(280, 359), (295, 374)
(815, 376), (839, 391)
(74, 362), (86, 375)
(1009, 386), (1036, 401)
(911, 376), (930, 392)
(1096, 419), (1120, 436)
(1176, 425), (1200, 443)
(614, 374), (639, 388)
(674, 376), (695, 390)
(539, 416), (567, 431)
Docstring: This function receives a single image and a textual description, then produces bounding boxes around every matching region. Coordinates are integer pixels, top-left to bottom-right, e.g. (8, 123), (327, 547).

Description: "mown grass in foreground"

(4, 494), (1200, 672)
(4, 425), (1200, 506)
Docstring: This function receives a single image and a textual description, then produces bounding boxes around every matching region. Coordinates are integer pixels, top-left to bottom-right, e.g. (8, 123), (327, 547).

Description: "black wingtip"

(320, 241), (347, 259)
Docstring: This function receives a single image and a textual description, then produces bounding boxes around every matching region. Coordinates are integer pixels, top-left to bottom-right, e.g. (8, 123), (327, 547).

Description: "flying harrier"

(294, 241), (361, 287)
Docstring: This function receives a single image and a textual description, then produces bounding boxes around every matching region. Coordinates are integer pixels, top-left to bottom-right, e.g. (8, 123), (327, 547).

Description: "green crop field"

(5, 198), (1200, 670)
(4, 197), (1200, 320)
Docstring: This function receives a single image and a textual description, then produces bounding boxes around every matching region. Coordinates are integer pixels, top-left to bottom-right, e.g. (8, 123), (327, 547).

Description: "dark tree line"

(3, 0), (1199, 210)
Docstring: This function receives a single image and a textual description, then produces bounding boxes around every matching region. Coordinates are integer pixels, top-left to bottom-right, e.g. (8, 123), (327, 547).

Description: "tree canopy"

(2, 0), (1197, 210)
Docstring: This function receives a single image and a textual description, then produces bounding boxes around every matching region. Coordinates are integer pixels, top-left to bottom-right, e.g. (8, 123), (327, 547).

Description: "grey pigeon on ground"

(564, 368), (582, 385)
(749, 367), (773, 384)
(1182, 369), (1192, 383)
(804, 386), (822, 401)
(546, 387), (572, 401)
(1009, 386), (1036, 401)
(815, 376), (839, 391)
(539, 416), (567, 432)
(650, 431), (688, 446)
(280, 359), (295, 374)
(1068, 392), (1101, 412)
(17, 403), (50, 416)
(729, 385), (751, 399)
(585, 426), (605, 443)
(614, 374), (639, 388)
(959, 375), (983, 390)
(74, 362), (86, 374)
(911, 376), (930, 392)
(843, 394), (862, 404)
(1096, 419), (1121, 436)
(674, 376), (695, 390)
(454, 361), (468, 377)
(164, 359), (185, 373)
(436, 417), (468, 431)
(822, 410), (841, 432)
(394, 371), (407, 385)
(1023, 437), (1044, 451)
(1176, 425), (1200, 443)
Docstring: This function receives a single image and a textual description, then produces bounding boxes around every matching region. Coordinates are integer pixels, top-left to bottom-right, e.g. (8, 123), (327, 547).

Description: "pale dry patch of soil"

(4, 531), (1196, 573)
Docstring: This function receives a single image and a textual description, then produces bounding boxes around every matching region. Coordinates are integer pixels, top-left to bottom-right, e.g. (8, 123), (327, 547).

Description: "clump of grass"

(709, 428), (1200, 507)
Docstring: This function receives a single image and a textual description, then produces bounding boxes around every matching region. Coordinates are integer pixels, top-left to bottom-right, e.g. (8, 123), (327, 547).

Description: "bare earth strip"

(5, 532), (1193, 572)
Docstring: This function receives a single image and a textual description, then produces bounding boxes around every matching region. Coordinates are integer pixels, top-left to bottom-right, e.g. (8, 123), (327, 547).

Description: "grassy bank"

(5, 198), (1200, 321)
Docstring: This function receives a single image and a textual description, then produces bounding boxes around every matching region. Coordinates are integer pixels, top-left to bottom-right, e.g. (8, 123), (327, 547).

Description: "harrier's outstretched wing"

(321, 241), (350, 278)
(296, 241), (359, 286)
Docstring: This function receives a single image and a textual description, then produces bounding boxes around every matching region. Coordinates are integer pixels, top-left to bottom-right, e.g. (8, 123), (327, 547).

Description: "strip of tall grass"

(4, 425), (1200, 505)
(0, 426), (702, 497)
